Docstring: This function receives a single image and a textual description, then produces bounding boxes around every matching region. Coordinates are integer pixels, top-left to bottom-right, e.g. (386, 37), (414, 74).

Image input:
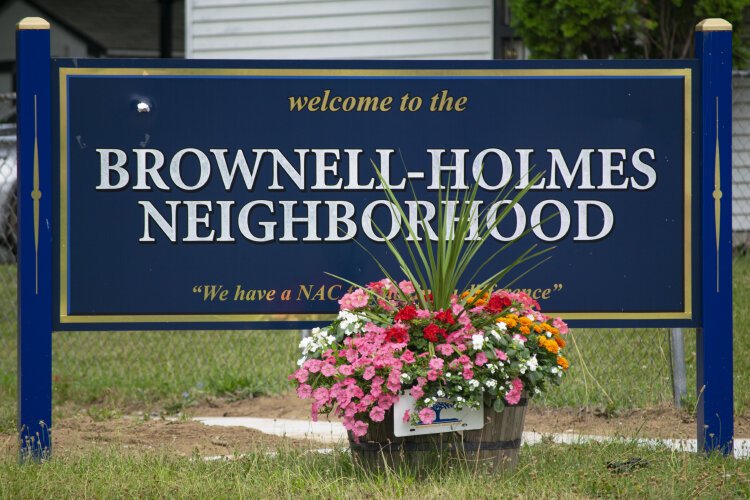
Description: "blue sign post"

(16, 17), (53, 459)
(696, 19), (734, 454)
(15, 17), (736, 457)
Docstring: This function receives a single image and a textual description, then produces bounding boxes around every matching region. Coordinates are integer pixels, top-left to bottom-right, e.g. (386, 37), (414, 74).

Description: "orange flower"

(557, 356), (569, 370)
(533, 325), (543, 334)
(520, 325), (531, 335)
(554, 333), (566, 348)
(539, 337), (559, 354)
(462, 290), (488, 306)
(519, 316), (532, 326)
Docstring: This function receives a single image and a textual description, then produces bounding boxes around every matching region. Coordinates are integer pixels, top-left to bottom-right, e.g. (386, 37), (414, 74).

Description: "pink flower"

(504, 378), (524, 405)
(418, 407), (436, 425)
(378, 299), (395, 311)
(427, 369), (440, 381)
(338, 364), (354, 376)
(402, 410), (411, 423)
(474, 352), (488, 366)
(386, 371), (402, 393)
(495, 349), (508, 361)
(553, 317), (569, 334)
(369, 406), (386, 422)
(398, 280), (416, 294)
(293, 369), (309, 383)
(351, 420), (369, 438)
(429, 357), (444, 371)
(512, 334), (527, 344)
(312, 387), (329, 404)
(304, 359), (322, 373)
(321, 363), (336, 377)
(400, 350), (415, 364)
(416, 309), (432, 319)
(462, 367), (474, 380)
(410, 385), (425, 399)
(338, 288), (369, 311)
(436, 343), (454, 356)
(364, 323), (385, 335)
(377, 278), (394, 292)
(296, 384), (312, 399)
(363, 366), (376, 380)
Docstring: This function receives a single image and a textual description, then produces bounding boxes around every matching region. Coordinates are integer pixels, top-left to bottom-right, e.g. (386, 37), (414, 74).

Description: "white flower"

(455, 386), (462, 391)
(437, 390), (445, 397)
(546, 332), (552, 338)
(400, 373), (411, 382)
(336, 311), (366, 335)
(485, 379), (497, 389)
(456, 396), (465, 402)
(527, 355), (539, 372)
(526, 314), (535, 322)
(468, 379), (480, 389)
(471, 334), (485, 351)
(551, 367), (560, 375)
(496, 322), (508, 333)
(445, 372), (452, 378)
(488, 364), (497, 374)
(534, 387), (542, 395)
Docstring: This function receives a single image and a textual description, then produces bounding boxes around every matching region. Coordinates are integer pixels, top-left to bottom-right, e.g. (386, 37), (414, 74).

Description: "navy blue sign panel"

(53, 59), (699, 330)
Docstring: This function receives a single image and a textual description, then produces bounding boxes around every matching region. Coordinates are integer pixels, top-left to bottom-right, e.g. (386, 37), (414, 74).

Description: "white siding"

(186, 0), (493, 59)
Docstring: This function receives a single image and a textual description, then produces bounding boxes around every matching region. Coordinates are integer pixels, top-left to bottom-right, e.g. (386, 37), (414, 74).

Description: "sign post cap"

(17, 17), (50, 30)
(696, 18), (732, 32)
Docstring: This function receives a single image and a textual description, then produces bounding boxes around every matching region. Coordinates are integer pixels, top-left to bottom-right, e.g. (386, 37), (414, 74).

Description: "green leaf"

(493, 398), (506, 413)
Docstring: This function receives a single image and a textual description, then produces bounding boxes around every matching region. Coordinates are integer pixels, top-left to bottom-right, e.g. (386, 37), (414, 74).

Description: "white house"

(186, 0), (523, 60)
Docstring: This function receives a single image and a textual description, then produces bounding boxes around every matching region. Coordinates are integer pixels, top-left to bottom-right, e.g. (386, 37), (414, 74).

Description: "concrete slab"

(195, 416), (750, 459)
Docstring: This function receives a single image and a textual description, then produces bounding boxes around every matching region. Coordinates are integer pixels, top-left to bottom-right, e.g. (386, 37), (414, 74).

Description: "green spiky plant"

(328, 163), (554, 317)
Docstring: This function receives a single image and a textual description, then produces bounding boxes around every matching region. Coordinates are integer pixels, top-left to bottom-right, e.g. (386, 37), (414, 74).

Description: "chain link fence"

(4, 87), (738, 424)
(733, 71), (750, 250)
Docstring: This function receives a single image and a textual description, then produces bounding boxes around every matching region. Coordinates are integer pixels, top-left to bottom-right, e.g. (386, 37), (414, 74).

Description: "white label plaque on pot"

(393, 394), (484, 437)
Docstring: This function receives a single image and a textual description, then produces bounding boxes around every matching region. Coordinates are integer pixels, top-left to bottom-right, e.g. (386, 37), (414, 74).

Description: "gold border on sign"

(58, 67), (694, 324)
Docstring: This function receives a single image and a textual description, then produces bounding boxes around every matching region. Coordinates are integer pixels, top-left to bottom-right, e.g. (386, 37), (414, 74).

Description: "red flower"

(422, 323), (446, 343)
(386, 325), (409, 343)
(394, 305), (417, 322)
(486, 294), (512, 314)
(434, 309), (455, 325)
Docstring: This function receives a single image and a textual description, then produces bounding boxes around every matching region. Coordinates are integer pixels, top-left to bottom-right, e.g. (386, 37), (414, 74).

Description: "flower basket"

(348, 395), (527, 473)
(290, 167), (568, 474)
(291, 282), (568, 474)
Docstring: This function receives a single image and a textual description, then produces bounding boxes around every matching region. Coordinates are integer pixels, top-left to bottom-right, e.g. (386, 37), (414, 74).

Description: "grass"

(1, 255), (749, 432)
(1, 441), (749, 498)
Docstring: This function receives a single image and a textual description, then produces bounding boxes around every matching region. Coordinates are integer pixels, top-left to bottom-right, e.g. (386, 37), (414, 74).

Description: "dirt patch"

(1, 413), (325, 459)
(4, 394), (748, 459)
(189, 392), (750, 440)
(525, 405), (750, 440)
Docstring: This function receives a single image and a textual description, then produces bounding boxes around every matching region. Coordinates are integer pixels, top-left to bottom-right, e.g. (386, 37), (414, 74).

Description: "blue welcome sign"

(54, 62), (698, 330)
(15, 17), (734, 457)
